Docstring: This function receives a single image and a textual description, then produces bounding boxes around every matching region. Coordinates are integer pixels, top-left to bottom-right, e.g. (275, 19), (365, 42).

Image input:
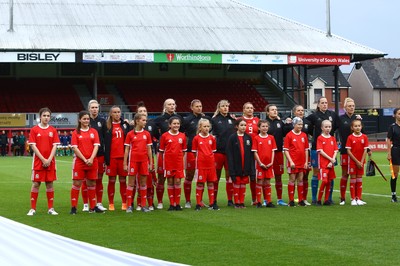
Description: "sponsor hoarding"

(288, 54), (350, 65)
(82, 52), (154, 63)
(0, 52), (75, 62)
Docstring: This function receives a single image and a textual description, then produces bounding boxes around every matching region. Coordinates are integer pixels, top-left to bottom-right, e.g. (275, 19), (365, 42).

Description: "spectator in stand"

(265, 104), (292, 206)
(80, 100), (108, 212)
(27, 107), (60, 216)
(211, 100), (236, 206)
(153, 98), (183, 209)
(239, 102), (259, 205)
(104, 105), (131, 211)
(306, 97), (340, 204)
(0, 130), (8, 156)
(18, 131), (26, 156)
(183, 99), (211, 209)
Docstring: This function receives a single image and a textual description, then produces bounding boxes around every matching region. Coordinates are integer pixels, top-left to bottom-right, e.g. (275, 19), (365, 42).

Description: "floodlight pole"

(8, 0), (14, 32)
(326, 0), (331, 37)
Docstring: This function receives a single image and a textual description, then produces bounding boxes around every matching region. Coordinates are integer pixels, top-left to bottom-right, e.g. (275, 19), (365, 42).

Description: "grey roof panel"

(361, 58), (400, 88)
(0, 0), (385, 60)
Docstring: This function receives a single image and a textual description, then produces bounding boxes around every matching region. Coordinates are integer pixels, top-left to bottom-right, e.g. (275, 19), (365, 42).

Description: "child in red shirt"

(316, 120), (338, 206)
(124, 113), (153, 213)
(159, 117), (187, 211)
(346, 119), (369, 206)
(252, 120), (277, 208)
(283, 117), (309, 207)
(70, 111), (102, 214)
(192, 118), (219, 211)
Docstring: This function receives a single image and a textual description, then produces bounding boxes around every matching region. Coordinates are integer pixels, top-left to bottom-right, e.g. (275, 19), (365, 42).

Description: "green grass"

(0, 152), (398, 265)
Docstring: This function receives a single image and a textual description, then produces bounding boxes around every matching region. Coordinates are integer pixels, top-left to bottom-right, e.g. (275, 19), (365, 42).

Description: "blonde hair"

(213, 99), (230, 118)
(162, 98), (176, 115)
(343, 97), (355, 108)
(87, 99), (99, 110)
(196, 118), (211, 134)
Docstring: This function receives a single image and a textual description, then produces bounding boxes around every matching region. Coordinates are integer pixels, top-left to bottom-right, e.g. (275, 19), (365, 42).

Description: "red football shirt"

(72, 128), (100, 168)
(192, 134), (216, 169)
(283, 130), (309, 168)
(124, 129), (152, 162)
(345, 133), (369, 163)
(252, 134), (277, 165)
(159, 131), (187, 170)
(317, 134), (338, 168)
(110, 122), (125, 159)
(241, 116), (259, 139)
(29, 124), (60, 171)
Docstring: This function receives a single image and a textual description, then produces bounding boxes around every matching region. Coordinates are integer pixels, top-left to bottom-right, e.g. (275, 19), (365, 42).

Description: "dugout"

(0, 1), (386, 130)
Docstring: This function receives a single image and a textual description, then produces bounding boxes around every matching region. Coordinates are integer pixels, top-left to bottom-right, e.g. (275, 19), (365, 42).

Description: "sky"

(238, 0), (398, 72)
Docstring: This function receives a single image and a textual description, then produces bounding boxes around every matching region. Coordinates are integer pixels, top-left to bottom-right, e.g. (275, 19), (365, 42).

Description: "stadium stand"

(1, 79), (83, 112)
(115, 79), (268, 112)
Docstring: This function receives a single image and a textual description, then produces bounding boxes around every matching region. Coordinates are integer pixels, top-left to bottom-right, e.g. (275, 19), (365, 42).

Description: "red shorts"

(106, 158), (126, 177)
(340, 154), (349, 167)
(273, 152), (284, 175)
(318, 167), (336, 182)
(157, 153), (164, 174)
(186, 152), (196, 170)
(97, 155), (105, 175)
(195, 168), (217, 183)
(72, 167), (98, 180)
(256, 167), (274, 179)
(233, 176), (249, 185)
(164, 169), (185, 179)
(31, 170), (57, 182)
(287, 167), (305, 174)
(214, 153), (229, 170)
(128, 161), (149, 176)
(348, 164), (365, 175)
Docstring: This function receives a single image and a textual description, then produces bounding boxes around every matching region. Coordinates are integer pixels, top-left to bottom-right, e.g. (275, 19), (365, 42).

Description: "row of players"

(26, 97), (400, 215)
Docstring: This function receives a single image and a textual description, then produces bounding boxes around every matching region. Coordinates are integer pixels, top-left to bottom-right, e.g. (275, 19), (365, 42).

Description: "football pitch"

(0, 152), (398, 265)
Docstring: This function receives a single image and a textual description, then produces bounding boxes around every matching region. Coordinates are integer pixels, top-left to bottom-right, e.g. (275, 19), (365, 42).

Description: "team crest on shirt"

(328, 116), (333, 121)
(148, 126), (152, 131)
(130, 168), (134, 172)
(123, 124), (127, 129)
(35, 174), (39, 179)
(143, 135), (147, 139)
(301, 137), (305, 143)
(209, 140), (212, 145)
(331, 141), (334, 146)
(304, 124), (308, 129)
(98, 122), (102, 127)
(198, 175), (203, 181)
(90, 133), (95, 138)
(49, 132), (53, 137)
(178, 138), (183, 144)
(167, 170), (171, 175)
(277, 123), (281, 128)
(361, 139), (364, 144)
(246, 140), (251, 146)
(228, 120), (232, 124)
(268, 140), (271, 145)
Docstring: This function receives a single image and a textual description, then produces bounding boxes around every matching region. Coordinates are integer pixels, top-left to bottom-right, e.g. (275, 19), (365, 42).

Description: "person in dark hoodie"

(226, 118), (255, 208)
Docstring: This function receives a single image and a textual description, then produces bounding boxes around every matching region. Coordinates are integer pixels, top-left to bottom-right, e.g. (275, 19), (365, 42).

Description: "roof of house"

(0, 0), (385, 62)
(360, 58), (400, 88)
(308, 66), (351, 87)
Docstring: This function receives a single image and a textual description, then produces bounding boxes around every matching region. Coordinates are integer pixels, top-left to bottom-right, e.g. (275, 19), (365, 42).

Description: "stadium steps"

(74, 84), (92, 110)
(105, 85), (130, 112)
(255, 85), (289, 112)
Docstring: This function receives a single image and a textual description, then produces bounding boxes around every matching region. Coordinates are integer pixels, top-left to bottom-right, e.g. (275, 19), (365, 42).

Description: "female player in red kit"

(316, 120), (338, 206)
(70, 111), (103, 214)
(283, 117), (309, 207)
(346, 119), (369, 206)
(192, 118), (219, 211)
(27, 107), (60, 216)
(252, 120), (277, 208)
(104, 106), (131, 211)
(159, 117), (187, 211)
(124, 113), (153, 213)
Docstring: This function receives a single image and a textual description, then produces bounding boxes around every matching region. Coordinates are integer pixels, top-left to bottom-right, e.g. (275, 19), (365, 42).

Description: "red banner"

(369, 141), (388, 151)
(288, 54), (350, 65)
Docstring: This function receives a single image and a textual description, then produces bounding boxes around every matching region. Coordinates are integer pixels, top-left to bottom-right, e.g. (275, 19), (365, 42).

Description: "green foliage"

(0, 152), (398, 265)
